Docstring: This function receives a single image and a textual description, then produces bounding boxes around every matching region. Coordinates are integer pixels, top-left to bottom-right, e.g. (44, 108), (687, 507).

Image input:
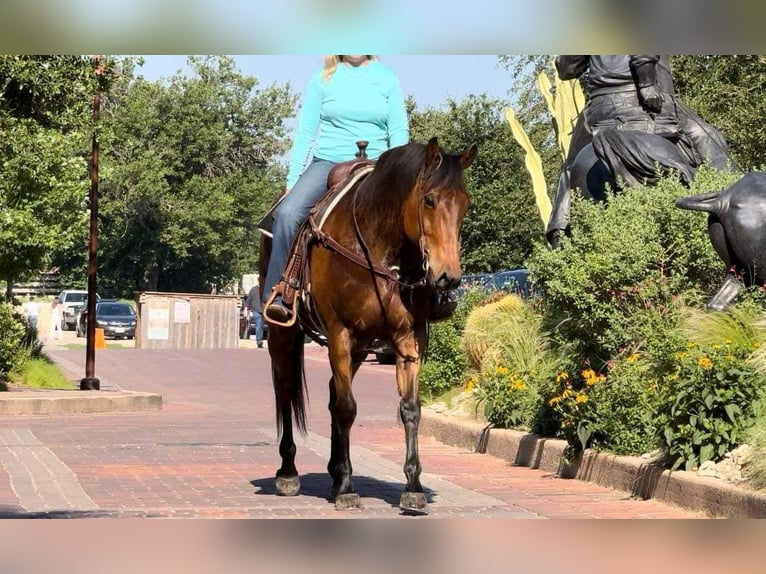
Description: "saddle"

(263, 142), (375, 340)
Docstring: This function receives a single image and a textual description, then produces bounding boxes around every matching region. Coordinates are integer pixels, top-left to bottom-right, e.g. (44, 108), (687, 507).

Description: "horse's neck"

(336, 180), (407, 262)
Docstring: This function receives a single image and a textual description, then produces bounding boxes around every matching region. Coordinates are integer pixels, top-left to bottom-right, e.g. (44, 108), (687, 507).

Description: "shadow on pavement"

(251, 472), (435, 507)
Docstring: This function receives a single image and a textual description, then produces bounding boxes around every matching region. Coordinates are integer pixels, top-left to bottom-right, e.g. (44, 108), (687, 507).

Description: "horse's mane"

(352, 141), (466, 224)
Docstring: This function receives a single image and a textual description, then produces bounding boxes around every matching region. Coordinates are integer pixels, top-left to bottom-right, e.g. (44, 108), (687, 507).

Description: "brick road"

(0, 343), (702, 518)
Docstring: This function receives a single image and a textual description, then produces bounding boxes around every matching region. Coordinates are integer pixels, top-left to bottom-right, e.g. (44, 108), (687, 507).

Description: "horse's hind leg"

(270, 325), (305, 496)
(326, 335), (362, 510)
(396, 334), (428, 515)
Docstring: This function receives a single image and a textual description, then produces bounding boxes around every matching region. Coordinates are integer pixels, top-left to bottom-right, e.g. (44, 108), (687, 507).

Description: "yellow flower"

(697, 356), (713, 369)
(496, 365), (509, 375)
(626, 353), (640, 364)
(575, 393), (588, 403)
(556, 371), (569, 383)
(548, 396), (561, 406)
(510, 379), (526, 391)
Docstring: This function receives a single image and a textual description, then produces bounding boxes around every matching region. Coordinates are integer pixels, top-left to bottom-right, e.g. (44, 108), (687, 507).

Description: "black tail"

(675, 190), (724, 214)
(273, 332), (308, 436)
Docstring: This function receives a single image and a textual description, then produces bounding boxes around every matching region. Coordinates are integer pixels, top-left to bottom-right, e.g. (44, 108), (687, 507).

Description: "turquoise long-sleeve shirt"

(286, 60), (410, 189)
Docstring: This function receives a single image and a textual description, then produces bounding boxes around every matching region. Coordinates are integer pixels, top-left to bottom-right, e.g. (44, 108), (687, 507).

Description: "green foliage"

(657, 339), (766, 471)
(409, 93), (546, 273)
(0, 302), (28, 381)
(672, 55), (766, 171)
(419, 288), (484, 400)
(59, 56), (297, 295)
(528, 169), (736, 365)
(547, 356), (662, 456)
(0, 56), (114, 287)
(472, 364), (542, 431)
(465, 295), (565, 431)
(8, 357), (74, 389)
(743, 397), (766, 490)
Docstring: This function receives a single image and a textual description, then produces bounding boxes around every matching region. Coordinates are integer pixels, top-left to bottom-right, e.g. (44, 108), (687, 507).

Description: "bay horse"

(258, 137), (477, 514)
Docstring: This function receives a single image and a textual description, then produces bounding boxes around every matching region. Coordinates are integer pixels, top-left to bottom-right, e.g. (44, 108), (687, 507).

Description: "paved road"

(0, 340), (702, 518)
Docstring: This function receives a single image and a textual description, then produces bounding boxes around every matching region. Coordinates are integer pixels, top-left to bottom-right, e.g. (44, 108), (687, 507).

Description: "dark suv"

(77, 300), (137, 339)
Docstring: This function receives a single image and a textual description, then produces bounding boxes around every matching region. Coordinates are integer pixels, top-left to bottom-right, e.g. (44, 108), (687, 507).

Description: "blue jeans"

(262, 158), (336, 305)
(252, 310), (264, 342)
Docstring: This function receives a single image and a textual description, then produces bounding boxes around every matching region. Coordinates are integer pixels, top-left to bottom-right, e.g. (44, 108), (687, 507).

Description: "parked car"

(455, 273), (491, 297)
(77, 300), (136, 339)
(57, 289), (99, 331)
(483, 268), (538, 299)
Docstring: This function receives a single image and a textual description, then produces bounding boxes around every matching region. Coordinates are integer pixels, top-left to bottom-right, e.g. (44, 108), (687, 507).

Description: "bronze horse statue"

(258, 137), (477, 514)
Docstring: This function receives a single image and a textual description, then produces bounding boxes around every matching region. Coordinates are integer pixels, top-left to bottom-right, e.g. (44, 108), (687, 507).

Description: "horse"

(258, 137), (477, 514)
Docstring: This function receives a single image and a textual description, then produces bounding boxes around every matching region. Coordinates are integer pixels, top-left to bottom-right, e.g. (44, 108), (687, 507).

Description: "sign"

(174, 300), (191, 323)
(147, 302), (170, 340)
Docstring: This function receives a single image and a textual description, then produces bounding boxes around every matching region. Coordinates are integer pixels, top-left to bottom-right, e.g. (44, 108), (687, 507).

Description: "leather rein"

(307, 170), (431, 292)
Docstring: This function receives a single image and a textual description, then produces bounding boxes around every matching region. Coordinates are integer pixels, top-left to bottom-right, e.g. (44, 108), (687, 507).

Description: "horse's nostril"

(436, 274), (460, 291)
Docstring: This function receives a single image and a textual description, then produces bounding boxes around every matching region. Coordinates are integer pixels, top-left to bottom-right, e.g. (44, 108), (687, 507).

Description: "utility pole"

(81, 58), (105, 391)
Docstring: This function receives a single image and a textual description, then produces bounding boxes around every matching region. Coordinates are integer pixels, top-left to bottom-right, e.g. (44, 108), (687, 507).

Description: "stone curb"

(420, 410), (766, 519)
(0, 390), (162, 416)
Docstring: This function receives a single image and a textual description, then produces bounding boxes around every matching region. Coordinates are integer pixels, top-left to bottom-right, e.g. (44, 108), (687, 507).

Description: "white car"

(57, 290), (99, 331)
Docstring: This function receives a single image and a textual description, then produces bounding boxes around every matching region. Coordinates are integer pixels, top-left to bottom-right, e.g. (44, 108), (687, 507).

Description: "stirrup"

(263, 288), (298, 327)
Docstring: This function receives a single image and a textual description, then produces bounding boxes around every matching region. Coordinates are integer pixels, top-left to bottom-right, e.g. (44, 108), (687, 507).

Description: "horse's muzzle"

(434, 272), (461, 292)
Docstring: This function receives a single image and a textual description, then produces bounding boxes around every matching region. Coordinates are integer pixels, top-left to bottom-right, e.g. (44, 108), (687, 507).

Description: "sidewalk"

(0, 345), (753, 518)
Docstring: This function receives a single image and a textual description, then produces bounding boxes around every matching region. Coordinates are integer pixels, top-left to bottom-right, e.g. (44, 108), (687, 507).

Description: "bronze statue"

(546, 55), (738, 249)
(676, 172), (766, 310)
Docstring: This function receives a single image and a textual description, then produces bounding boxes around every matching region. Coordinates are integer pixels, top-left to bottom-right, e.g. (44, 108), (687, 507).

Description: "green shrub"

(656, 339), (766, 471)
(528, 169), (735, 366)
(419, 288), (485, 400)
(472, 364), (542, 430)
(468, 297), (566, 431)
(0, 303), (28, 381)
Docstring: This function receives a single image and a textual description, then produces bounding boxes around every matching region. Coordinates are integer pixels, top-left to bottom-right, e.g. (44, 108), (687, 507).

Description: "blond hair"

(322, 55), (377, 82)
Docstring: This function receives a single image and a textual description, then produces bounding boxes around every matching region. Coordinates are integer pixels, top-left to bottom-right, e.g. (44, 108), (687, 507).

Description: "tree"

(410, 93), (547, 272)
(0, 56), (113, 300)
(93, 56), (296, 295)
(671, 55), (766, 171)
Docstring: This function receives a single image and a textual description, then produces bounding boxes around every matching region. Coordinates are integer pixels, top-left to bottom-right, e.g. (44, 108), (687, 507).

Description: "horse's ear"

(425, 137), (442, 176)
(460, 143), (478, 169)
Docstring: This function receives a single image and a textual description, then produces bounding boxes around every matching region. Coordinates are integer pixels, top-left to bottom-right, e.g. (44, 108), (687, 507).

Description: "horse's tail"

(674, 190), (725, 215)
(273, 332), (309, 436)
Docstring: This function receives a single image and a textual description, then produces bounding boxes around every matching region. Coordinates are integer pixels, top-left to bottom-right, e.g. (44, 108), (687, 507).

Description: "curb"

(0, 390), (162, 416)
(420, 410), (766, 519)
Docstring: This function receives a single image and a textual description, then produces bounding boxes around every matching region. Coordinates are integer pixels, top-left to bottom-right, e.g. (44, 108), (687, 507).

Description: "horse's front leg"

(396, 331), (428, 515)
(326, 330), (362, 510)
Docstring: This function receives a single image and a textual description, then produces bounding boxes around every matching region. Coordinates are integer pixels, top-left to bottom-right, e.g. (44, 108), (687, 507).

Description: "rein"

(309, 167), (435, 364)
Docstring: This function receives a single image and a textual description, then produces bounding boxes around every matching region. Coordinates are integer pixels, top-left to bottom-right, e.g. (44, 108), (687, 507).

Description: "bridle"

(307, 162), (442, 363)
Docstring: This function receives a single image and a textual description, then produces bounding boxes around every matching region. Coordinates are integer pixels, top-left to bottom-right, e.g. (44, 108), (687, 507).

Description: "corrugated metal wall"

(135, 292), (239, 350)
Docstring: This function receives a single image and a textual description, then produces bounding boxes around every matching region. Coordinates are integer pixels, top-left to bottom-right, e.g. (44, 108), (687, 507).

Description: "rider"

(546, 55), (737, 249)
(262, 55), (409, 322)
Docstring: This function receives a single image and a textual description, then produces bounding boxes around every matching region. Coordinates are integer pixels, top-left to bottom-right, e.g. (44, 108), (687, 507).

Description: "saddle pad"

(312, 164), (375, 231)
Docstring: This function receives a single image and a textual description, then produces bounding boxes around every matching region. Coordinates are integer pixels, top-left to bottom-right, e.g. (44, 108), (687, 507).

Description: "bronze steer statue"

(676, 172), (766, 310)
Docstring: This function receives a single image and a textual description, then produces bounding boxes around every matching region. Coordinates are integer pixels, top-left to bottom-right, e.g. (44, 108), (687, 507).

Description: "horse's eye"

(424, 195), (437, 208)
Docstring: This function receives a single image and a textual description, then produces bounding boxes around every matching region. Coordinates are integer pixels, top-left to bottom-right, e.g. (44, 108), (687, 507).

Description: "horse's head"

(404, 137), (477, 291)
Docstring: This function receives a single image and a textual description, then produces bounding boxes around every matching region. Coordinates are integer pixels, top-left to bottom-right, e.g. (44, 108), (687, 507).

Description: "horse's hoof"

(334, 493), (362, 511)
(275, 474), (301, 496)
(399, 492), (428, 515)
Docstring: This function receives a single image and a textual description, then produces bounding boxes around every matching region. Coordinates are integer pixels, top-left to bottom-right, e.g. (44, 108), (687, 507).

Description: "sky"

(134, 55), (514, 111)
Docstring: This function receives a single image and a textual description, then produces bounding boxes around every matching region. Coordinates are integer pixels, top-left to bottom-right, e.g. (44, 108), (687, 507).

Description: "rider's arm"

(630, 55), (663, 113)
(555, 56), (590, 80)
(286, 70), (323, 190)
(385, 72), (409, 148)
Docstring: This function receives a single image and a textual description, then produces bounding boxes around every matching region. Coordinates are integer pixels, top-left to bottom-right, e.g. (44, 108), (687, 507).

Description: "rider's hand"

(639, 85), (663, 114)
